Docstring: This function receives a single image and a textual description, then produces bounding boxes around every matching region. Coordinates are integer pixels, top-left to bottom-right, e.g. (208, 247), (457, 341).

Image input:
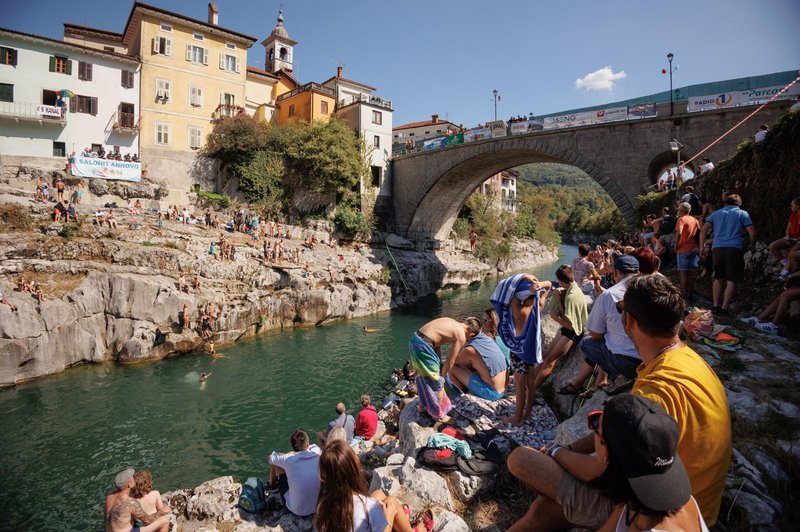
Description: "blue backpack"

(238, 477), (266, 513)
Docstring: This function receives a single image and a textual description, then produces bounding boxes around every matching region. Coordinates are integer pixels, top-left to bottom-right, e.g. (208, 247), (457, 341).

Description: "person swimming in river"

(363, 326), (379, 333)
(207, 341), (224, 359)
(200, 372), (212, 382)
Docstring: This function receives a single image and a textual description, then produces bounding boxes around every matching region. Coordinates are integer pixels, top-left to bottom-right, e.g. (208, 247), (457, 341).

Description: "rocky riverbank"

(0, 186), (557, 386)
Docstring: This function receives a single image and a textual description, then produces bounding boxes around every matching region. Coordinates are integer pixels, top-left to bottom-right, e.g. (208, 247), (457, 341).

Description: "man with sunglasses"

(506, 275), (730, 531)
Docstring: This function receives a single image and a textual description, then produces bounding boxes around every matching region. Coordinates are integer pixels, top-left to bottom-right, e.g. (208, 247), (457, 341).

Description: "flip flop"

(413, 509), (434, 532)
(557, 383), (581, 395)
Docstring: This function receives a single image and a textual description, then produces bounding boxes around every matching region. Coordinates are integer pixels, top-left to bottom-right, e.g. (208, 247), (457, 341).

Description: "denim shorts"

(677, 250), (700, 271)
(579, 336), (641, 380)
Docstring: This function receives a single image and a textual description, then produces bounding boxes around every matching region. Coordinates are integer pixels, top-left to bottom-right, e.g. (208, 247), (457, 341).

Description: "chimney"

(431, 114), (439, 123)
(208, 3), (219, 25)
(337, 66), (343, 79)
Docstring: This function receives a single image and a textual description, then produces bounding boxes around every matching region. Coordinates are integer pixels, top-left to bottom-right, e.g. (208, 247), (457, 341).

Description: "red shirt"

(788, 212), (800, 239)
(355, 405), (378, 440)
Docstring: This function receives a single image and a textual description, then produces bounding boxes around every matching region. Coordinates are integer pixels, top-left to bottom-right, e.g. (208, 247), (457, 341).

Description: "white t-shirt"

(351, 495), (389, 532)
(700, 162), (714, 174)
(268, 445), (322, 516)
(585, 275), (639, 358)
(754, 130), (767, 142)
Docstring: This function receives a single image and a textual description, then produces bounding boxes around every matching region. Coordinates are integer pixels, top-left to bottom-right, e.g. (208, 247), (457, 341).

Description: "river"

(0, 244), (577, 531)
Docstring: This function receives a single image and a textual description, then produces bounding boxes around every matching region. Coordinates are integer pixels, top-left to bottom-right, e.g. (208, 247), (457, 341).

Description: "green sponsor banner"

(446, 133), (464, 146)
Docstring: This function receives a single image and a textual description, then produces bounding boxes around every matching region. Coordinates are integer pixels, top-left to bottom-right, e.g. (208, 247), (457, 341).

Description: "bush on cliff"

(0, 203), (33, 231)
(691, 111), (800, 240)
(334, 204), (373, 239)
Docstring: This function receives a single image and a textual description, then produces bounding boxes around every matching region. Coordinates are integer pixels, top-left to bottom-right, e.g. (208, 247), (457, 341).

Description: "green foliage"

(203, 114), (273, 170)
(196, 190), (232, 210)
(452, 218), (470, 238)
(154, 180), (169, 200)
(237, 151), (283, 216)
(59, 223), (76, 239)
(635, 189), (679, 221)
(334, 204), (373, 239)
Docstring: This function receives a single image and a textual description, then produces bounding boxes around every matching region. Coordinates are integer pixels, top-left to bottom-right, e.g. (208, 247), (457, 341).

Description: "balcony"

(0, 101), (66, 125)
(212, 104), (246, 121)
(338, 93), (392, 110)
(112, 112), (140, 133)
(276, 82), (335, 103)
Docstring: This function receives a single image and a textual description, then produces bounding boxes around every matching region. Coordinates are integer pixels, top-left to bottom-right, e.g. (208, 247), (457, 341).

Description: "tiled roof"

(0, 26), (138, 64)
(63, 23), (123, 40)
(246, 66), (279, 80)
(393, 118), (457, 131)
(322, 75), (377, 91)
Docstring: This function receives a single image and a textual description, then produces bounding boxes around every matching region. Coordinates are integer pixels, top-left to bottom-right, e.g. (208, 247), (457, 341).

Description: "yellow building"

(120, 2), (256, 197)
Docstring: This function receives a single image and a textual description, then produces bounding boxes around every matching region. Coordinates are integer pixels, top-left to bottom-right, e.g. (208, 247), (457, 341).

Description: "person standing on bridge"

(699, 194), (756, 315)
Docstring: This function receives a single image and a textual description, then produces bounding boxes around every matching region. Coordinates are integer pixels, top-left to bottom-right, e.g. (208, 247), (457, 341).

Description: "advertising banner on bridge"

(687, 93), (739, 112)
(738, 83), (800, 106)
(627, 103), (658, 118)
(510, 120), (544, 135)
(488, 120), (508, 138)
(423, 137), (448, 151)
(595, 106), (628, 123)
(464, 128), (491, 142)
(70, 157), (142, 182)
(446, 133), (464, 146)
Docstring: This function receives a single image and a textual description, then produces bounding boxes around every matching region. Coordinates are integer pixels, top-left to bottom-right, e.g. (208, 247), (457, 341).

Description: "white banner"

(71, 157), (141, 182)
(595, 106), (627, 123)
(488, 120), (507, 138)
(687, 92), (739, 112)
(738, 83), (800, 105)
(464, 128), (491, 142)
(37, 105), (61, 118)
(509, 120), (544, 135)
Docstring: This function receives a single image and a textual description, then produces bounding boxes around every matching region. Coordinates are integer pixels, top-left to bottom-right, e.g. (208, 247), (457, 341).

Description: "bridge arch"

(402, 137), (636, 241)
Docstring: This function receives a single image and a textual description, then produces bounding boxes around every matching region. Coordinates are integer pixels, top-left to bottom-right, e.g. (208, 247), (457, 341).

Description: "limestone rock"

(368, 465), (402, 496)
(431, 508), (471, 532)
(384, 233), (415, 250)
(446, 470), (496, 503)
(184, 476), (242, 522)
(398, 460), (454, 510)
(398, 399), (437, 457)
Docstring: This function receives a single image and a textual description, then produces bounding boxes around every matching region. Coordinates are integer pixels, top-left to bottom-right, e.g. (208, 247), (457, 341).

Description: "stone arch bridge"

(388, 101), (790, 241)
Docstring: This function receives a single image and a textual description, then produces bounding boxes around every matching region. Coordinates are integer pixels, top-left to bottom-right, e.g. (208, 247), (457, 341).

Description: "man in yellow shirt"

(504, 275), (730, 531)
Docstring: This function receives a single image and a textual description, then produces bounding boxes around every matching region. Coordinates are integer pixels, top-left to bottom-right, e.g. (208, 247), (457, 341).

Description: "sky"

(4, 0), (799, 127)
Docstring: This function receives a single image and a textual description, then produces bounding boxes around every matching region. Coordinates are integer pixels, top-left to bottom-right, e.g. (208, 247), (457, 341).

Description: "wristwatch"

(548, 444), (562, 458)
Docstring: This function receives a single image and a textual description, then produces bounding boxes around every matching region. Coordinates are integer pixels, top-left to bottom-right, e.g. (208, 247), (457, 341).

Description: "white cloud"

(575, 67), (627, 91)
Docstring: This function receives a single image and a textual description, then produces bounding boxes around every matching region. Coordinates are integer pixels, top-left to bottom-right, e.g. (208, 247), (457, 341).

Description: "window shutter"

(198, 87), (203, 107)
(202, 48), (208, 65)
(185, 44), (191, 62)
(69, 97), (76, 113)
(10, 49), (17, 66)
(152, 37), (159, 54)
(91, 97), (98, 116)
(86, 63), (92, 81)
(49, 56), (55, 72)
(66, 60), (72, 75)
(164, 39), (172, 56)
(234, 57), (240, 73)
(219, 53), (225, 69)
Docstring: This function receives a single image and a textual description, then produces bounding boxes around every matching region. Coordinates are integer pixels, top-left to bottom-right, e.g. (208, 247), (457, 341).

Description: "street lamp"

(667, 52), (674, 116)
(492, 89), (499, 121)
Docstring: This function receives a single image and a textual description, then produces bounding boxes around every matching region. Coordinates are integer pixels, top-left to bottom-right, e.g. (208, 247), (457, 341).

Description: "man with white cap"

(105, 468), (170, 532)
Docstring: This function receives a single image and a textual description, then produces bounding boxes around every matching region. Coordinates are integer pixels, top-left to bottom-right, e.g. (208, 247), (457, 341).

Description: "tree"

(238, 151), (284, 218)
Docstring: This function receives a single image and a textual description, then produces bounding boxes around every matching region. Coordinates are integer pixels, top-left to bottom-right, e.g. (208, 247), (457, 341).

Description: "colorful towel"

(409, 332), (452, 420)
(490, 274), (543, 364)
(427, 433), (472, 459)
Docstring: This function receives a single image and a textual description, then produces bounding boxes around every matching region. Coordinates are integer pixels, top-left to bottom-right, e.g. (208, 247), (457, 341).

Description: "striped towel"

(490, 274), (543, 364)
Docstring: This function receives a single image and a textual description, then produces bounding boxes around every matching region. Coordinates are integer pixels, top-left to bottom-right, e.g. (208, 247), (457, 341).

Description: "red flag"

(661, 68), (667, 74)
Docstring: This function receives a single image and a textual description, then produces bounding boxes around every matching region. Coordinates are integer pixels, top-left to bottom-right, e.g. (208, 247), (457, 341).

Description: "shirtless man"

(409, 317), (482, 420)
(105, 468), (169, 532)
(448, 330), (508, 401)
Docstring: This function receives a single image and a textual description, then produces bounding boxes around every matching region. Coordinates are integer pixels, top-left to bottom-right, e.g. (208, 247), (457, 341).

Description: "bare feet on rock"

(500, 414), (523, 426)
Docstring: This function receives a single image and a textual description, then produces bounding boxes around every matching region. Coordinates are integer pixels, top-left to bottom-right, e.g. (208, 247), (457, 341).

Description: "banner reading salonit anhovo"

(71, 157), (141, 182)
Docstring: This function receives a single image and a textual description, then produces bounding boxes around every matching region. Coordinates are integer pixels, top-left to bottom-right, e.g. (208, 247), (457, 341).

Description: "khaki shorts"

(556, 471), (615, 529)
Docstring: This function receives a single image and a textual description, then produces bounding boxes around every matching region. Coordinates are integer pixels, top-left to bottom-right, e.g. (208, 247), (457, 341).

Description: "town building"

(392, 114), (460, 143)
(322, 66), (393, 202)
(244, 66), (278, 122)
(0, 27), (140, 167)
(478, 169), (518, 213)
(119, 1), (256, 197)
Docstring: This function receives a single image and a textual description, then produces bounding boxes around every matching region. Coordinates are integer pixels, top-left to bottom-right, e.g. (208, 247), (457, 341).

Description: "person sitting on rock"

(447, 328), (508, 402)
(52, 200), (67, 222)
(767, 196), (800, 275)
(33, 283), (44, 303)
(181, 303), (191, 330)
(354, 394), (379, 442)
(105, 468), (169, 532)
(401, 359), (415, 381)
(0, 289), (18, 312)
(315, 439), (432, 532)
(408, 317), (482, 422)
(740, 269), (800, 335)
(317, 403), (355, 446)
(106, 210), (118, 229)
(482, 308), (511, 364)
(268, 429), (322, 517)
(130, 470), (171, 532)
(528, 265), (587, 404)
(507, 275), (730, 530)
(192, 276), (201, 291)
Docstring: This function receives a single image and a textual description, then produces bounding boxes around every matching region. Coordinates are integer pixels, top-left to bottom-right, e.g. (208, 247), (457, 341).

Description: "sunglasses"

(587, 410), (603, 433)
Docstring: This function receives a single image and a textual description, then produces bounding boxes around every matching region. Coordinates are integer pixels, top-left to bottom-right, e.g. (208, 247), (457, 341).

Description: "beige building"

(479, 169), (518, 213)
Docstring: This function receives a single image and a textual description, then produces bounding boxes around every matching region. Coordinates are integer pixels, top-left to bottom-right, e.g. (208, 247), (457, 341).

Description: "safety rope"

(681, 74), (800, 169)
(382, 235), (409, 291)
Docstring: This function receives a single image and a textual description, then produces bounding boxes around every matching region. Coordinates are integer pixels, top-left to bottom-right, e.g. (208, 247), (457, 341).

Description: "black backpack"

(416, 446), (458, 472)
(687, 193), (701, 215)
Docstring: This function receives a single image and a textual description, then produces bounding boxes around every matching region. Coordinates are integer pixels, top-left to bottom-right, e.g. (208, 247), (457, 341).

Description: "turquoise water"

(0, 245), (576, 531)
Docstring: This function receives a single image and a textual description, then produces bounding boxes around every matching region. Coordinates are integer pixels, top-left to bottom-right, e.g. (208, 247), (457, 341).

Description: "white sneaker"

(755, 322), (779, 334)
(739, 316), (761, 325)
(779, 269), (790, 279)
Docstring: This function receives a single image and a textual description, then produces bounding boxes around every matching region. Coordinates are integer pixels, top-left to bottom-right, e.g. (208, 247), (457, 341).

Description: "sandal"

(413, 509), (434, 532)
(557, 383), (581, 395)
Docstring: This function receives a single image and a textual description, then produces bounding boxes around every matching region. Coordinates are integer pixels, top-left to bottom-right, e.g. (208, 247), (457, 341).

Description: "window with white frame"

(152, 36), (172, 56)
(186, 44), (208, 65)
(192, 32), (204, 41)
(220, 92), (236, 116)
(220, 53), (239, 73)
(155, 78), (171, 101)
(189, 85), (204, 107)
(188, 126), (203, 149)
(372, 110), (382, 125)
(155, 122), (171, 145)
(160, 23), (172, 32)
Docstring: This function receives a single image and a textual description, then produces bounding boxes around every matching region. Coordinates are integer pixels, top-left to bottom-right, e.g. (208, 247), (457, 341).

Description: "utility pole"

(492, 89), (499, 121)
(667, 52), (674, 116)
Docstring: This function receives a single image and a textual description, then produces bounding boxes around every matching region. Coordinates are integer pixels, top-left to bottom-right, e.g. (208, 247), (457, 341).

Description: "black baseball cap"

(602, 394), (691, 511)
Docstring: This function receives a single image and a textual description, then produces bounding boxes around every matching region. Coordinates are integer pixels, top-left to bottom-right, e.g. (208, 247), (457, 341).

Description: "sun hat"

(602, 394), (691, 511)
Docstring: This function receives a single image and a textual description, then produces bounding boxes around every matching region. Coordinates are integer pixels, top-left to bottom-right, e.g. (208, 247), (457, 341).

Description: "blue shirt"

(707, 205), (753, 249)
(327, 413), (355, 443)
(466, 332), (508, 377)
